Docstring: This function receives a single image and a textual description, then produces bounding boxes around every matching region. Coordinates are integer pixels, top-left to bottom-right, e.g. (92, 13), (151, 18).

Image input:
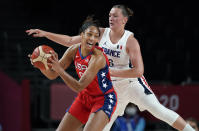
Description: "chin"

(109, 25), (117, 30)
(86, 45), (93, 50)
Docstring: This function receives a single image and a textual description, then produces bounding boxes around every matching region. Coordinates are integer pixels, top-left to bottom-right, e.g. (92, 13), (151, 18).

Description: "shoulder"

(69, 43), (79, 51)
(99, 27), (110, 37)
(126, 35), (140, 53)
(126, 35), (140, 48)
(99, 27), (105, 35)
(125, 29), (134, 35)
(62, 44), (79, 59)
(99, 27), (106, 40)
(66, 43), (79, 53)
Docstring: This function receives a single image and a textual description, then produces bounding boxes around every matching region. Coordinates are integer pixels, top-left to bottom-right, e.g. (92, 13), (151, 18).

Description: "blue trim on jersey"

(95, 92), (117, 119)
(78, 46), (92, 59)
(97, 64), (113, 94)
(138, 78), (152, 95)
(66, 105), (71, 112)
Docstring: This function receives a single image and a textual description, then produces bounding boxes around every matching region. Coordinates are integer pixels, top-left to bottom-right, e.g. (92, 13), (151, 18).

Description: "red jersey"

(74, 46), (114, 96)
(69, 46), (117, 124)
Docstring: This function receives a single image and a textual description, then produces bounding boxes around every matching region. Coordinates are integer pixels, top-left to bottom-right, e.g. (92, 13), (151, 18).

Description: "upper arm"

(126, 35), (144, 72)
(59, 45), (77, 70)
(78, 55), (106, 89)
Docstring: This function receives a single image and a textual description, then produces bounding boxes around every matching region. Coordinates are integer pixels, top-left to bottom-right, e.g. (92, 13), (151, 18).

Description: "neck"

(110, 27), (125, 38)
(81, 45), (92, 57)
(81, 47), (89, 57)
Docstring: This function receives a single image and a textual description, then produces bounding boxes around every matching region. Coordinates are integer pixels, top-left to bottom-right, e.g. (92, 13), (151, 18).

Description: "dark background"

(1, 0), (198, 84)
(0, 0), (199, 131)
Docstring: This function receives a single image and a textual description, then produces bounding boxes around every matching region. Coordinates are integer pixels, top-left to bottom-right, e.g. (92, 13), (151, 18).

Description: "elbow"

(76, 89), (82, 93)
(75, 84), (86, 93)
(137, 68), (144, 77)
(76, 86), (84, 93)
(65, 37), (73, 47)
(64, 82), (84, 93)
(40, 69), (58, 80)
(47, 75), (58, 80)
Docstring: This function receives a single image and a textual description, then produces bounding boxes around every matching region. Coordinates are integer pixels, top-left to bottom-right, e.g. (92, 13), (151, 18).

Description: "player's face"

(81, 26), (100, 50)
(109, 8), (127, 30)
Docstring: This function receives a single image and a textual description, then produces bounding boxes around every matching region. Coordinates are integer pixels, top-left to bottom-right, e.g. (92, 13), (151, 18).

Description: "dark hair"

(112, 5), (134, 19)
(79, 15), (100, 36)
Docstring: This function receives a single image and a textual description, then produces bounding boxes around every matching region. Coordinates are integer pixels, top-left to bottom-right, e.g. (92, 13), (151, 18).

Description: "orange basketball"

(31, 45), (54, 70)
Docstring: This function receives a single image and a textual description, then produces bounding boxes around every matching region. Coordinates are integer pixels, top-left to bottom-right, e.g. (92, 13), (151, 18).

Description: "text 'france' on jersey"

(99, 28), (133, 70)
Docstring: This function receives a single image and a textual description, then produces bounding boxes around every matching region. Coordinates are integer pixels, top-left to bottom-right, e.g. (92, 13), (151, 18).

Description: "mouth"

(109, 22), (113, 26)
(87, 42), (94, 48)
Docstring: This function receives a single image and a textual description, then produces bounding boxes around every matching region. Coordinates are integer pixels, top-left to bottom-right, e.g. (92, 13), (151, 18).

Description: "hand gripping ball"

(31, 45), (54, 70)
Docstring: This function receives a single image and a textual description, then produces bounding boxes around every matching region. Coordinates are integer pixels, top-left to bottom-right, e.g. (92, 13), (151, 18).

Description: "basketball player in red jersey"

(29, 17), (117, 131)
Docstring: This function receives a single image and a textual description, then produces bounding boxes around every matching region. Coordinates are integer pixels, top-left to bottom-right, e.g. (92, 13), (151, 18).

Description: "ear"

(123, 17), (128, 24)
(80, 32), (84, 38)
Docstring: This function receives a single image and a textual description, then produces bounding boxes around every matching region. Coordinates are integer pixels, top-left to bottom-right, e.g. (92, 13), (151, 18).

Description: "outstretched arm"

(49, 52), (106, 93)
(26, 28), (105, 47)
(110, 35), (144, 78)
(26, 29), (81, 47)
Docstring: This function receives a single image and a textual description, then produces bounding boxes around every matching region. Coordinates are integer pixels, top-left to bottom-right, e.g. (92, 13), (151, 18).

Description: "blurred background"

(0, 0), (198, 131)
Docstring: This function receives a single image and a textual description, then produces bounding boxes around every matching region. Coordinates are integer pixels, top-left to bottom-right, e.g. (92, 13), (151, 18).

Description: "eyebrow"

(87, 31), (100, 36)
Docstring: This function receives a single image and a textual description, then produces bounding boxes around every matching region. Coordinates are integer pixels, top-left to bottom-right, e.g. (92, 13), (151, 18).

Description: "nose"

(109, 16), (113, 21)
(89, 35), (96, 42)
(109, 15), (114, 20)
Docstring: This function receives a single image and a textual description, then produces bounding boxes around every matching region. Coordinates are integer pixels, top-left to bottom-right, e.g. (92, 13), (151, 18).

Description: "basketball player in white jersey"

(26, 5), (195, 131)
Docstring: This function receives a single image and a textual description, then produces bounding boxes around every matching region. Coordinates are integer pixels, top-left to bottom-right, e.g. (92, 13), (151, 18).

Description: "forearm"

(40, 69), (58, 80)
(44, 32), (78, 47)
(110, 68), (143, 78)
(56, 67), (82, 93)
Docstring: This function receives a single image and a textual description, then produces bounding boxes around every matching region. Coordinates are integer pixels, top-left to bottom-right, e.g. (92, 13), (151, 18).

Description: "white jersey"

(100, 28), (180, 131)
(99, 28), (136, 81)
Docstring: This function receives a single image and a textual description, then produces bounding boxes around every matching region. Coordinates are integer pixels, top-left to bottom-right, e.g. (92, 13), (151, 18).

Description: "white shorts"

(103, 77), (179, 131)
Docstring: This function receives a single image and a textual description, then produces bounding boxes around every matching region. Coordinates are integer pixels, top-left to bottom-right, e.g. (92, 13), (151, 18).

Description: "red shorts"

(68, 91), (117, 124)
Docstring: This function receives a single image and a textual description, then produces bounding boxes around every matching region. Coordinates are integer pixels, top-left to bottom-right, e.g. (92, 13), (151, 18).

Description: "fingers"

(53, 51), (58, 60)
(49, 51), (58, 61)
(25, 29), (41, 37)
(48, 57), (55, 63)
(26, 29), (36, 35)
(33, 33), (40, 37)
(47, 62), (53, 67)
(28, 54), (34, 65)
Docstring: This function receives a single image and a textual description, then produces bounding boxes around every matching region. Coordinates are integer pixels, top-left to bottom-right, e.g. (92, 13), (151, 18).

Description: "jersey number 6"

(109, 59), (114, 67)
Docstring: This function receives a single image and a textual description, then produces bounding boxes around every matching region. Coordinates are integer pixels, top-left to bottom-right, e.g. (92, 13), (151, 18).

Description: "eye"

(87, 33), (92, 36)
(94, 35), (99, 39)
